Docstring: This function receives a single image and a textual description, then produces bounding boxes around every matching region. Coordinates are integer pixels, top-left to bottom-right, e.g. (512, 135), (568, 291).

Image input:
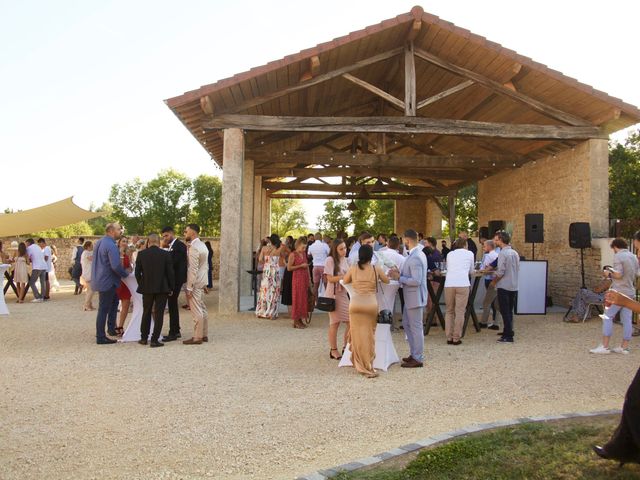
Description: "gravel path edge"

(296, 409), (623, 480)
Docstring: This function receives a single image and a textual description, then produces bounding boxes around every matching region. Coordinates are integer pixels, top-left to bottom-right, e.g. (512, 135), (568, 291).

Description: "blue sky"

(1, 0), (638, 226)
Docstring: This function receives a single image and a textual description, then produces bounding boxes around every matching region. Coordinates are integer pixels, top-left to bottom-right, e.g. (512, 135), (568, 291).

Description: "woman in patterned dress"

(288, 236), (310, 329)
(324, 239), (350, 360)
(256, 234), (285, 319)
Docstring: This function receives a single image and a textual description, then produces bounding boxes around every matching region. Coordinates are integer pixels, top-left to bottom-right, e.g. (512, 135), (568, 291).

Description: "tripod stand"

(564, 248), (587, 320)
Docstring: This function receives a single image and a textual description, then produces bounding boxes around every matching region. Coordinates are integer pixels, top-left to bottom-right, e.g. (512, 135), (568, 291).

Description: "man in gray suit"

(391, 229), (428, 368)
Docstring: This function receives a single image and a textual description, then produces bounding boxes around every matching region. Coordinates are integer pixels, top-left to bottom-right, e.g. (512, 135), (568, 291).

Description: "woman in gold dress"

(343, 244), (390, 378)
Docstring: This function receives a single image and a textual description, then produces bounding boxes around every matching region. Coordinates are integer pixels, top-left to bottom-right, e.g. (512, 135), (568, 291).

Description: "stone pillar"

(586, 139), (609, 237)
(261, 190), (270, 239)
(240, 159), (255, 297)
(252, 176), (263, 250)
(425, 198), (443, 238)
(219, 128), (244, 314)
(394, 199), (426, 234)
(448, 194), (456, 243)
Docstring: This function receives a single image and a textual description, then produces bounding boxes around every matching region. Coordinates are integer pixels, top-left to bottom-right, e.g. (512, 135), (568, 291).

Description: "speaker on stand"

(525, 214), (544, 260)
(569, 222), (592, 289)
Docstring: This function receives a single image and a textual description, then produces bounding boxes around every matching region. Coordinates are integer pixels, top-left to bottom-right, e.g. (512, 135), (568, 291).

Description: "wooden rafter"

(413, 46), (591, 127)
(404, 42), (417, 116)
(262, 180), (454, 195)
(204, 115), (605, 139)
(268, 193), (441, 200)
(416, 80), (474, 110)
(257, 166), (487, 180)
(342, 73), (404, 110)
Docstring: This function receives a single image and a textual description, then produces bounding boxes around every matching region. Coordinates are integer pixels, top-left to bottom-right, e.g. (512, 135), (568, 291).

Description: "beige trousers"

(444, 286), (470, 341)
(189, 288), (208, 339)
(83, 284), (95, 309)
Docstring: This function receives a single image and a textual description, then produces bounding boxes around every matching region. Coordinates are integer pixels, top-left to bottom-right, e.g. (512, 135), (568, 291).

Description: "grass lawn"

(335, 415), (640, 480)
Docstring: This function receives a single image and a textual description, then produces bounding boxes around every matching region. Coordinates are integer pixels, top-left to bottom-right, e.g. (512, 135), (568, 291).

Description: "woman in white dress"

(13, 242), (29, 303)
(48, 245), (61, 291)
(80, 241), (95, 311)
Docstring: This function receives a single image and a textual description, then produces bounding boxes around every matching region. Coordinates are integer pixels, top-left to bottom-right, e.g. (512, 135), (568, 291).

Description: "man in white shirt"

(308, 232), (330, 299)
(378, 237), (406, 271)
(26, 238), (48, 302)
(443, 238), (475, 344)
(348, 232), (376, 266)
(38, 238), (52, 300)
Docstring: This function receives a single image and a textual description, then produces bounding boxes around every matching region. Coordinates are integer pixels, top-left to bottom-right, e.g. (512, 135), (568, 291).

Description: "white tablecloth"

(0, 264), (10, 315)
(120, 273), (156, 342)
(377, 280), (400, 312)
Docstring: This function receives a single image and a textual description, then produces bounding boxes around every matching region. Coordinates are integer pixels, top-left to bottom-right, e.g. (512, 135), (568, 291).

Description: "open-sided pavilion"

(166, 6), (640, 313)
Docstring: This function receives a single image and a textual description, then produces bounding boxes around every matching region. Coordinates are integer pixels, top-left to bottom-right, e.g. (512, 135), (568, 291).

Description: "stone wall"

(395, 199), (442, 237)
(1, 236), (221, 281)
(477, 139), (609, 307)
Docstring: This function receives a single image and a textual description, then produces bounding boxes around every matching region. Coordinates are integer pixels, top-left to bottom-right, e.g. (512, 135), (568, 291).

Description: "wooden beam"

(222, 47), (403, 114)
(268, 193), (439, 200)
(246, 151), (520, 168)
(205, 115), (605, 140)
(299, 55), (321, 82)
(416, 80), (474, 110)
(406, 18), (422, 42)
(257, 166), (487, 180)
(404, 42), (417, 116)
(413, 46), (591, 127)
(200, 95), (214, 115)
(342, 73), (404, 110)
(262, 181), (454, 195)
(448, 193), (456, 241)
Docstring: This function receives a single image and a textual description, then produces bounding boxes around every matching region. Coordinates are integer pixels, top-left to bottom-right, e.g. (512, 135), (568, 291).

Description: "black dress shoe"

(97, 337), (117, 345)
(150, 340), (164, 348)
(138, 339), (148, 345)
(162, 335), (177, 342)
(488, 324), (500, 330)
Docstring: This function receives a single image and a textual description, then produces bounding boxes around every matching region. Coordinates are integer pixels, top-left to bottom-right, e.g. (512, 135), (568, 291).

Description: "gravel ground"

(1, 284), (637, 479)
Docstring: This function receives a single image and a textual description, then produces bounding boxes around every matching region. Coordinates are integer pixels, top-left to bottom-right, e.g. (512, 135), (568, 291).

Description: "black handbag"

(316, 278), (336, 312)
(377, 309), (393, 324)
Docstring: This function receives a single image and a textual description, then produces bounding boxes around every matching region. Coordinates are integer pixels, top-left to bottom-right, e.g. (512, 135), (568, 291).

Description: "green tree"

(369, 199), (394, 235)
(142, 169), (193, 232)
(609, 131), (640, 220)
(191, 174), (222, 236)
(270, 198), (308, 237)
(109, 177), (149, 234)
(317, 200), (350, 234)
(87, 202), (115, 235)
(32, 221), (94, 239)
(317, 199), (395, 236)
(442, 184), (478, 237)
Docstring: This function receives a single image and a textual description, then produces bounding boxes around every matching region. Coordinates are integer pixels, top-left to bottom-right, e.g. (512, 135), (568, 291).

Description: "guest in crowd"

(491, 231), (520, 343)
(131, 238), (146, 264)
(70, 237), (85, 267)
(309, 231), (330, 300)
(48, 245), (60, 292)
(479, 239), (501, 330)
(256, 238), (268, 272)
(135, 233), (175, 348)
(256, 234), (286, 319)
(288, 236), (310, 329)
(565, 269), (612, 323)
(92, 223), (130, 344)
(343, 244), (390, 378)
(458, 231), (478, 259)
(280, 236), (295, 316)
(114, 237), (132, 336)
(324, 239), (350, 360)
(390, 229), (428, 368)
(37, 238), (52, 300)
(205, 240), (214, 289)
(13, 242), (29, 303)
(374, 233), (387, 251)
(348, 231), (375, 265)
(183, 224), (209, 345)
(25, 238), (47, 303)
(423, 237), (443, 316)
(441, 240), (450, 259)
(443, 238), (475, 345)
(418, 232), (425, 246)
(80, 241), (95, 311)
(590, 238), (639, 355)
(593, 289), (640, 465)
(70, 238), (84, 295)
(381, 236), (407, 322)
(161, 226), (188, 342)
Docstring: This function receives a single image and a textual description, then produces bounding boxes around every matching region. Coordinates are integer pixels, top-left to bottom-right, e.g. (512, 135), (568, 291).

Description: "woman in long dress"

(288, 236), (309, 329)
(13, 242), (29, 303)
(324, 239), (350, 360)
(114, 238), (132, 336)
(256, 234), (285, 319)
(343, 244), (390, 378)
(280, 236), (295, 315)
(80, 241), (94, 311)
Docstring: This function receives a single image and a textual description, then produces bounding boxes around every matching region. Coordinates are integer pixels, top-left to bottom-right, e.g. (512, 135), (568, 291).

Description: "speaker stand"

(580, 248), (586, 289)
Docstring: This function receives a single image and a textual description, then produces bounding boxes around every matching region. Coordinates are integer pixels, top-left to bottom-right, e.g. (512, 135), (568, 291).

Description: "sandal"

(115, 327), (124, 336)
(329, 348), (342, 360)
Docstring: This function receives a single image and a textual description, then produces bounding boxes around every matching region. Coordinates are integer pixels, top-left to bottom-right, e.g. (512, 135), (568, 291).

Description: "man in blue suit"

(91, 223), (130, 344)
(391, 229), (428, 367)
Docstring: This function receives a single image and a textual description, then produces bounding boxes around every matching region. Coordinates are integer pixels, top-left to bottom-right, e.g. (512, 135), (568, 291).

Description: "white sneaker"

(611, 347), (630, 355)
(589, 345), (611, 354)
(30, 298), (43, 303)
(598, 314), (609, 321)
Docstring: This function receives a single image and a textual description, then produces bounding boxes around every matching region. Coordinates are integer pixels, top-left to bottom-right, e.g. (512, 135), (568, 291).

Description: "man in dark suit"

(160, 226), (187, 342)
(135, 233), (175, 348)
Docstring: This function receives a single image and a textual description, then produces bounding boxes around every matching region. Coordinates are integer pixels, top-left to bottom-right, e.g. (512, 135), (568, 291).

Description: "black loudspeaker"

(488, 220), (505, 237)
(525, 214), (544, 243)
(479, 226), (489, 240)
(569, 222), (591, 249)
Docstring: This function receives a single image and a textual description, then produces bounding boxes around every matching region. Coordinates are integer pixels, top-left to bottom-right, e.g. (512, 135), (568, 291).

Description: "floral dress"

(256, 254), (282, 319)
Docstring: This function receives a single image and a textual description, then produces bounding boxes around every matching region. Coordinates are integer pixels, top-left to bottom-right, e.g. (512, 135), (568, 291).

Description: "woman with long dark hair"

(343, 244), (390, 378)
(288, 236), (309, 329)
(281, 236), (295, 315)
(324, 239), (350, 359)
(256, 234), (285, 319)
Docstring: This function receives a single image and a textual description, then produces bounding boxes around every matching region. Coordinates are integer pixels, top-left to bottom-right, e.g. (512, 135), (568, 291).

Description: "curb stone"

(295, 409), (622, 480)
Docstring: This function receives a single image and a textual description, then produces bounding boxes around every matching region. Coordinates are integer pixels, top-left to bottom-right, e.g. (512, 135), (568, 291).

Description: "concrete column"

(219, 128), (244, 314)
(394, 199), (426, 234)
(252, 176), (263, 250)
(261, 189), (270, 239)
(425, 198), (443, 238)
(240, 159), (255, 297)
(448, 194), (456, 243)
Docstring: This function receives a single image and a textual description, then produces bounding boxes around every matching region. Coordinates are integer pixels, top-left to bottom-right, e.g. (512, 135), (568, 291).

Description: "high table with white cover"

(120, 273), (158, 342)
(0, 264), (10, 315)
(338, 279), (400, 372)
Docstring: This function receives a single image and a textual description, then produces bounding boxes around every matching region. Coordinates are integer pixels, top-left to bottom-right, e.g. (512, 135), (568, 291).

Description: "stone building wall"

(395, 199), (443, 238)
(477, 139), (609, 307)
(1, 236), (221, 281)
